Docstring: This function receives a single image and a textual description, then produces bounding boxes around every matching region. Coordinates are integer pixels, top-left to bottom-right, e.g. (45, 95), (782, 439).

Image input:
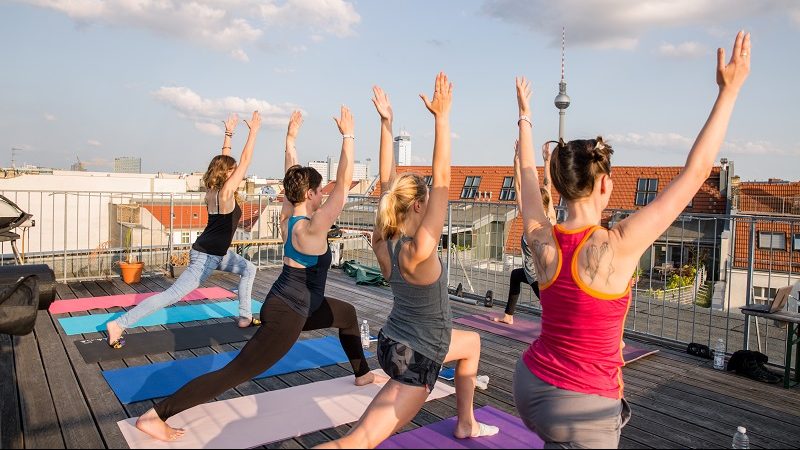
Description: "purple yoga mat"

(454, 314), (657, 364)
(377, 406), (543, 449)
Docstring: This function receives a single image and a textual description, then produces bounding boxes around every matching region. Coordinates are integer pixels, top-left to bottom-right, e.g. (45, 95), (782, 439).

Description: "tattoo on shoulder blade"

(585, 242), (615, 285)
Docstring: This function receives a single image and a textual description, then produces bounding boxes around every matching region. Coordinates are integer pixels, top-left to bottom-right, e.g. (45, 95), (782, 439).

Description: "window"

(423, 175), (433, 187)
(180, 232), (191, 244)
(460, 176), (482, 199)
(758, 232), (786, 250)
(192, 213), (199, 219)
(753, 286), (778, 305)
(794, 234), (800, 251)
(499, 177), (516, 201)
(556, 197), (568, 222)
(635, 178), (659, 206)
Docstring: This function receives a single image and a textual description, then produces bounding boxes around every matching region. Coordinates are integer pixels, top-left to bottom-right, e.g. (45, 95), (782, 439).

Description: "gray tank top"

(521, 235), (537, 284)
(381, 237), (452, 364)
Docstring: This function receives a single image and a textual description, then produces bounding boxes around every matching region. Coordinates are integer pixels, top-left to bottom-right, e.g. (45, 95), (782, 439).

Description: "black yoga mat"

(74, 321), (259, 364)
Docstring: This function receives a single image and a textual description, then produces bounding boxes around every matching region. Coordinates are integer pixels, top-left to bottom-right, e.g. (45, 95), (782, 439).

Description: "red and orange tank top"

(522, 224), (631, 400)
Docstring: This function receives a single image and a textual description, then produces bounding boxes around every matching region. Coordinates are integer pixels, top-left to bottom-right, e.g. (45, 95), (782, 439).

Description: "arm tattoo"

(585, 242), (615, 285)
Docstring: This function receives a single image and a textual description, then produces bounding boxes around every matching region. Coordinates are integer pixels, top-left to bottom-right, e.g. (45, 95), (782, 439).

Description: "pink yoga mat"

(49, 287), (234, 314)
(454, 314), (657, 364)
(118, 370), (456, 449)
(378, 406), (544, 449)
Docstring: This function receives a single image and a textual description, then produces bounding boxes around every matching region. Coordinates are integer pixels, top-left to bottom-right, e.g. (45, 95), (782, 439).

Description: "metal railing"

(335, 198), (800, 371)
(736, 195), (800, 216)
(2, 189), (799, 372)
(0, 190), (285, 280)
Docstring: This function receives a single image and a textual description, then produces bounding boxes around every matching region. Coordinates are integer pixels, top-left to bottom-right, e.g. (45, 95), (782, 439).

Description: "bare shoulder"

(574, 228), (637, 296)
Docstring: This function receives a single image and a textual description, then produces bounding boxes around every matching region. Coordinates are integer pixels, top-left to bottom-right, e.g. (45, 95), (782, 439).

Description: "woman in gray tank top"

(318, 74), (499, 449)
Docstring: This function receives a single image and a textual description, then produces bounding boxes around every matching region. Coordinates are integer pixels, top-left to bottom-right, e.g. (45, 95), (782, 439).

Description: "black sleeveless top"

(192, 191), (242, 256)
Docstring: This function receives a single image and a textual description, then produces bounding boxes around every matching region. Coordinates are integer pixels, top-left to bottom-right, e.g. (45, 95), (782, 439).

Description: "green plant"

(123, 228), (136, 263)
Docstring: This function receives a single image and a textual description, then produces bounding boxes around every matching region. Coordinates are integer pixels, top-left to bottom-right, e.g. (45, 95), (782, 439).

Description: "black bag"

(726, 349), (782, 384)
(0, 275), (40, 336)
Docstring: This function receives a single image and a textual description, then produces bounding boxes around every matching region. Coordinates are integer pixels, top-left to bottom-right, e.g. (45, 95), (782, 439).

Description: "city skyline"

(0, 1), (798, 181)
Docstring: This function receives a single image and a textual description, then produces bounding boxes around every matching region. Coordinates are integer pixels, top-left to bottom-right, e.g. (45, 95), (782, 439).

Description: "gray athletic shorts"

(513, 359), (632, 449)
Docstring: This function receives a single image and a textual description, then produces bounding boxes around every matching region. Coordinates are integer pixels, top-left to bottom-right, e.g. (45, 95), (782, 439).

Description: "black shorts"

(377, 331), (442, 392)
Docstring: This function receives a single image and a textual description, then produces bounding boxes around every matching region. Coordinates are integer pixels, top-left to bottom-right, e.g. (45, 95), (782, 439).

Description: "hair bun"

(591, 136), (613, 161)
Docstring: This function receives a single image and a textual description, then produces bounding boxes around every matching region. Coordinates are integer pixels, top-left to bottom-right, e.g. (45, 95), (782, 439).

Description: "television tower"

(554, 27), (571, 141)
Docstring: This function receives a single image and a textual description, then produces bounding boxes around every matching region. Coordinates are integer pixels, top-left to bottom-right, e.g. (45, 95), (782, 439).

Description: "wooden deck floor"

(2, 268), (799, 449)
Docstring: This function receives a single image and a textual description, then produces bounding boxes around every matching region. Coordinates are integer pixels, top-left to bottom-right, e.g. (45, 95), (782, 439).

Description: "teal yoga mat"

(102, 335), (373, 404)
(57, 300), (263, 336)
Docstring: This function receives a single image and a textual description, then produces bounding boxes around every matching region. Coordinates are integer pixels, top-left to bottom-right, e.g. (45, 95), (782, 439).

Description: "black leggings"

(154, 295), (371, 420)
(506, 268), (540, 316)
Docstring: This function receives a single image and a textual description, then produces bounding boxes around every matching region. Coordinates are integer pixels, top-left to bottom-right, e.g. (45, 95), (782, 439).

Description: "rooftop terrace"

(2, 268), (799, 449)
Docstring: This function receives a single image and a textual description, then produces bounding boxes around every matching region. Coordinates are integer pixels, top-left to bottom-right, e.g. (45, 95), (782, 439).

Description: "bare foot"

(106, 320), (124, 346)
(354, 371), (390, 386)
(454, 420), (500, 439)
(492, 314), (514, 325)
(135, 408), (185, 442)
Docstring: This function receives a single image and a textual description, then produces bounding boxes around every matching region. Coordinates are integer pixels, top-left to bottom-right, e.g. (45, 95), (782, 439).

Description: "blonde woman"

(106, 111), (262, 348)
(318, 74), (499, 449)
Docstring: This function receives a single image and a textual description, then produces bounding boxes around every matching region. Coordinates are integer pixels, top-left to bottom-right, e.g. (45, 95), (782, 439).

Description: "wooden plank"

(0, 333), (22, 449)
(33, 310), (104, 448)
(13, 330), (65, 448)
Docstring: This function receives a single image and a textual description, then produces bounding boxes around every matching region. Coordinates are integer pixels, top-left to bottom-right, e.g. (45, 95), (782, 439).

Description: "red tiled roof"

(732, 219), (800, 274)
(143, 202), (267, 232)
(321, 181), (360, 196)
(372, 166), (725, 254)
(737, 181), (800, 214)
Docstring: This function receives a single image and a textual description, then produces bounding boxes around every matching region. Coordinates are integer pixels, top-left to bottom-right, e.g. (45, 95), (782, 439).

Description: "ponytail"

(376, 174), (428, 240)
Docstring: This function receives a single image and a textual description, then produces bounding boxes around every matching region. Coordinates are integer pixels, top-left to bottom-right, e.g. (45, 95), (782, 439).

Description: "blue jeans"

(116, 249), (256, 330)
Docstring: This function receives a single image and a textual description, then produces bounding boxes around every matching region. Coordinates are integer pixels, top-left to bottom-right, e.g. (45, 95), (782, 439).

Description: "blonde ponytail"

(376, 174), (428, 240)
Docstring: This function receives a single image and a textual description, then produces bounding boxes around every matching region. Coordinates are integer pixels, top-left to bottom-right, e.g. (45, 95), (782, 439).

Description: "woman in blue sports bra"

(133, 107), (382, 442)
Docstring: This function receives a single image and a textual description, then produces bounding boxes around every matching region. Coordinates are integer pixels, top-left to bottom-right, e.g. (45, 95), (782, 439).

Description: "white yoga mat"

(118, 370), (456, 449)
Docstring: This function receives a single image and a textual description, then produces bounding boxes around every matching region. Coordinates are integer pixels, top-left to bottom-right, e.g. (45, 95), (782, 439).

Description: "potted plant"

(119, 227), (144, 284)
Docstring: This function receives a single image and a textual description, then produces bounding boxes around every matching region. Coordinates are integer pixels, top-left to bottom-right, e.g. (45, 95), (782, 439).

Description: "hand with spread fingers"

(516, 76), (532, 118)
(420, 71), (453, 117)
(244, 110), (261, 132)
(372, 86), (393, 123)
(222, 113), (239, 135)
(287, 110), (303, 141)
(334, 105), (354, 136)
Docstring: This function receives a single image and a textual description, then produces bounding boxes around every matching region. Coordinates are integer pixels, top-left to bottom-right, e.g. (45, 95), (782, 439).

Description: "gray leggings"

(513, 359), (631, 449)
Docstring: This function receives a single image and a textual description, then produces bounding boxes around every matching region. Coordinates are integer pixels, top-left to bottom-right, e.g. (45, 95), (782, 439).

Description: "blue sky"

(1, 0), (798, 181)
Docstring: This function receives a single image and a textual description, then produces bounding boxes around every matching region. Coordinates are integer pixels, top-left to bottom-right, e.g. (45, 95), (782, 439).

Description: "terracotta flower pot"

(119, 261), (144, 284)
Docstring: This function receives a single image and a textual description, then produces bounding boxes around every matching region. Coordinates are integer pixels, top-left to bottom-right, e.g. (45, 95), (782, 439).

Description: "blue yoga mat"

(102, 335), (374, 404)
(58, 300), (263, 336)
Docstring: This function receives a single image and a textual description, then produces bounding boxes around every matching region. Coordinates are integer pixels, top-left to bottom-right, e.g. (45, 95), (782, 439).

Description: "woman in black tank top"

(105, 112), (263, 348)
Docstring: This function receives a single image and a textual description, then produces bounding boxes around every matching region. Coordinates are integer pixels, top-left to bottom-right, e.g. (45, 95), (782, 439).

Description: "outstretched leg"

(136, 296), (306, 441)
(315, 380), (429, 449)
(108, 251), (218, 345)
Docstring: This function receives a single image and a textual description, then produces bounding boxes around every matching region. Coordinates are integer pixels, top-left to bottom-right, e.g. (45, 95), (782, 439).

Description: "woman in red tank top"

(512, 32), (751, 449)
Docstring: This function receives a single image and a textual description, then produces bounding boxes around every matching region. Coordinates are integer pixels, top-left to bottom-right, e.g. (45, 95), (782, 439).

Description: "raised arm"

(281, 111), (303, 221)
(513, 140), (523, 211)
(408, 72), (452, 262)
(221, 114), (238, 157)
(613, 32), (751, 258)
(542, 142), (557, 224)
(221, 111), (260, 198)
(516, 77), (550, 238)
(372, 86), (396, 193)
(309, 106), (355, 233)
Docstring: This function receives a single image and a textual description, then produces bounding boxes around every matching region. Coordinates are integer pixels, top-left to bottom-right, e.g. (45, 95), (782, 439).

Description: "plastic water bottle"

(360, 320), (370, 350)
(713, 338), (726, 370)
(732, 426), (749, 449)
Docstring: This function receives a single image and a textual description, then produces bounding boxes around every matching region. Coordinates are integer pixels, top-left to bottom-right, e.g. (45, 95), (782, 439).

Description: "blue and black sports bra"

(284, 216), (320, 267)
